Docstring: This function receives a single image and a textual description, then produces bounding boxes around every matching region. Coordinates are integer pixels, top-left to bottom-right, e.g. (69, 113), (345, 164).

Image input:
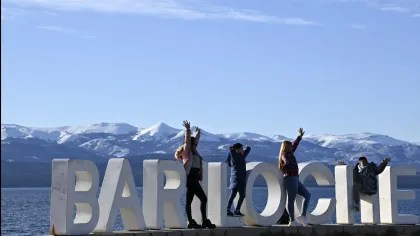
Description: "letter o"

(240, 162), (285, 226)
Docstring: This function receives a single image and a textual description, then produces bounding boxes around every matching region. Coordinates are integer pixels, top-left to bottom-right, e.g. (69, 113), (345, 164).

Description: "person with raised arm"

(337, 156), (391, 211)
(174, 120), (216, 229)
(225, 143), (251, 216)
(278, 128), (311, 226)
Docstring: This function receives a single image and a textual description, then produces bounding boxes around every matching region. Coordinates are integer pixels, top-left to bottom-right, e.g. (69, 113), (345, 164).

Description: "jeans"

(353, 181), (361, 206)
(186, 168), (207, 221)
(284, 176), (311, 221)
(227, 185), (245, 212)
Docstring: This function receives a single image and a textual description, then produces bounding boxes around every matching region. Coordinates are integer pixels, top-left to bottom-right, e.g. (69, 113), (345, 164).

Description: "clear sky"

(1, 0), (419, 141)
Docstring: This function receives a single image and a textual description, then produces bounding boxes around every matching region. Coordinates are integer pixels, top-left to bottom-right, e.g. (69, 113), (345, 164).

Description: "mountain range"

(2, 122), (420, 187)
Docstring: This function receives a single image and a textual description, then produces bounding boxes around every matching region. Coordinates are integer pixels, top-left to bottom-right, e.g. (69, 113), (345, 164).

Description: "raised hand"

(298, 128), (305, 137)
(384, 157), (391, 163)
(337, 160), (346, 166)
(183, 120), (191, 130)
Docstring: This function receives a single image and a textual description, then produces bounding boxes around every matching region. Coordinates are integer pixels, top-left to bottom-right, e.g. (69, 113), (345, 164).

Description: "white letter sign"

(296, 162), (336, 225)
(335, 165), (354, 224)
(95, 158), (145, 232)
(142, 160), (187, 229)
(50, 159), (99, 235)
(379, 165), (419, 224)
(241, 162), (285, 226)
(207, 162), (244, 227)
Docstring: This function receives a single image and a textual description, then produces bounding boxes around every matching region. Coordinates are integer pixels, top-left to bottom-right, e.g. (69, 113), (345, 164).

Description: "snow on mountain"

(1, 124), (64, 141)
(1, 124), (32, 140)
(302, 132), (420, 164)
(271, 134), (289, 142)
(218, 144), (229, 150)
(305, 132), (409, 149)
(2, 122), (420, 167)
(57, 132), (79, 144)
(63, 123), (138, 135)
(79, 138), (129, 157)
(171, 127), (221, 142)
(151, 151), (167, 154)
(218, 132), (274, 142)
(1, 123), (138, 142)
(132, 122), (181, 142)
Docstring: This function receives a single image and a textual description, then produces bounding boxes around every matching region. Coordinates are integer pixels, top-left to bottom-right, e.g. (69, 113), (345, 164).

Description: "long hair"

(175, 145), (184, 160)
(174, 137), (197, 160)
(279, 141), (293, 172)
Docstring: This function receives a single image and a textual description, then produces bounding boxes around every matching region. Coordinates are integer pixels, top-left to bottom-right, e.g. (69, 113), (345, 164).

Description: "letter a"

(95, 158), (146, 232)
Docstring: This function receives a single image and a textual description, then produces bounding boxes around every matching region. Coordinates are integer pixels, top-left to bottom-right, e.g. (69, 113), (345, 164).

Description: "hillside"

(1, 122), (420, 187)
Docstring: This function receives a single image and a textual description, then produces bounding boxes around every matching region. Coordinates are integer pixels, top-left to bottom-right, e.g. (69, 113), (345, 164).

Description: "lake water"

(2, 187), (420, 235)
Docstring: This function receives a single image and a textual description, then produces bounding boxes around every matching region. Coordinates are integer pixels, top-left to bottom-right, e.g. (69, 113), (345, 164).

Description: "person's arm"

(243, 145), (251, 158)
(291, 136), (302, 153)
(376, 157), (391, 175)
(337, 160), (346, 165)
(182, 120), (192, 156)
(225, 152), (232, 167)
(193, 127), (201, 146)
(281, 153), (289, 168)
(353, 163), (359, 183)
(292, 128), (305, 153)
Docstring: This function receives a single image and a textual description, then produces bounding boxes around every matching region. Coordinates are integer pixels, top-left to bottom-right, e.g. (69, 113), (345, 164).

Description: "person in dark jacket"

(278, 128), (311, 226)
(225, 143), (251, 216)
(337, 156), (391, 211)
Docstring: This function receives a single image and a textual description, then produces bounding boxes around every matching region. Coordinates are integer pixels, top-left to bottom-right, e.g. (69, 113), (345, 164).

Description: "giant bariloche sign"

(50, 159), (419, 235)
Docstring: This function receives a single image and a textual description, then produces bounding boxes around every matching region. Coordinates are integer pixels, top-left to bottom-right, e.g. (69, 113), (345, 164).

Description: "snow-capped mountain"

(305, 133), (420, 164)
(132, 122), (180, 142)
(171, 127), (221, 142)
(218, 132), (274, 142)
(305, 132), (408, 148)
(62, 122), (138, 135)
(2, 122), (420, 167)
(271, 134), (290, 142)
(1, 123), (138, 143)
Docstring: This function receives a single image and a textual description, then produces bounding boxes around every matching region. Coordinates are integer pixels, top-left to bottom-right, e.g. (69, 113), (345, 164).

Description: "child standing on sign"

(225, 143), (251, 216)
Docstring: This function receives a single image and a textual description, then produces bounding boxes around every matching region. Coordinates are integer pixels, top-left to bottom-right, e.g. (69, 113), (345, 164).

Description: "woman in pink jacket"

(175, 120), (216, 229)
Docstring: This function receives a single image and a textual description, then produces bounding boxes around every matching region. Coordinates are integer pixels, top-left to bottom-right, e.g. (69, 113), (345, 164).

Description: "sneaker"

(354, 204), (360, 212)
(296, 215), (308, 226)
(202, 219), (216, 229)
(188, 219), (201, 229)
(227, 210), (234, 216)
(234, 210), (244, 217)
(288, 220), (302, 226)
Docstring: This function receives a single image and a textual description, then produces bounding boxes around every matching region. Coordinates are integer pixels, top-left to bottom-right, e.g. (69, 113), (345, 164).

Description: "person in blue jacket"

(225, 143), (251, 216)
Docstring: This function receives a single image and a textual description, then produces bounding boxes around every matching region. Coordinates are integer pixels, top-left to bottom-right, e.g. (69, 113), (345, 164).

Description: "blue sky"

(1, 0), (420, 141)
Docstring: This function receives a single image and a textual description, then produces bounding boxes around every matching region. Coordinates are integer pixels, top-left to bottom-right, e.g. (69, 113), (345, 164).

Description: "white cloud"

(413, 13), (420, 17)
(350, 24), (366, 29)
(333, 0), (414, 15)
(37, 25), (77, 34)
(80, 35), (96, 39)
(36, 25), (96, 39)
(1, 6), (25, 20)
(4, 0), (318, 25)
(380, 4), (410, 13)
(42, 10), (58, 16)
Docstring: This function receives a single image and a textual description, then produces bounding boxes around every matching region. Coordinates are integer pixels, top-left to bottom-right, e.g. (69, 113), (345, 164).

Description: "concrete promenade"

(91, 225), (420, 236)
